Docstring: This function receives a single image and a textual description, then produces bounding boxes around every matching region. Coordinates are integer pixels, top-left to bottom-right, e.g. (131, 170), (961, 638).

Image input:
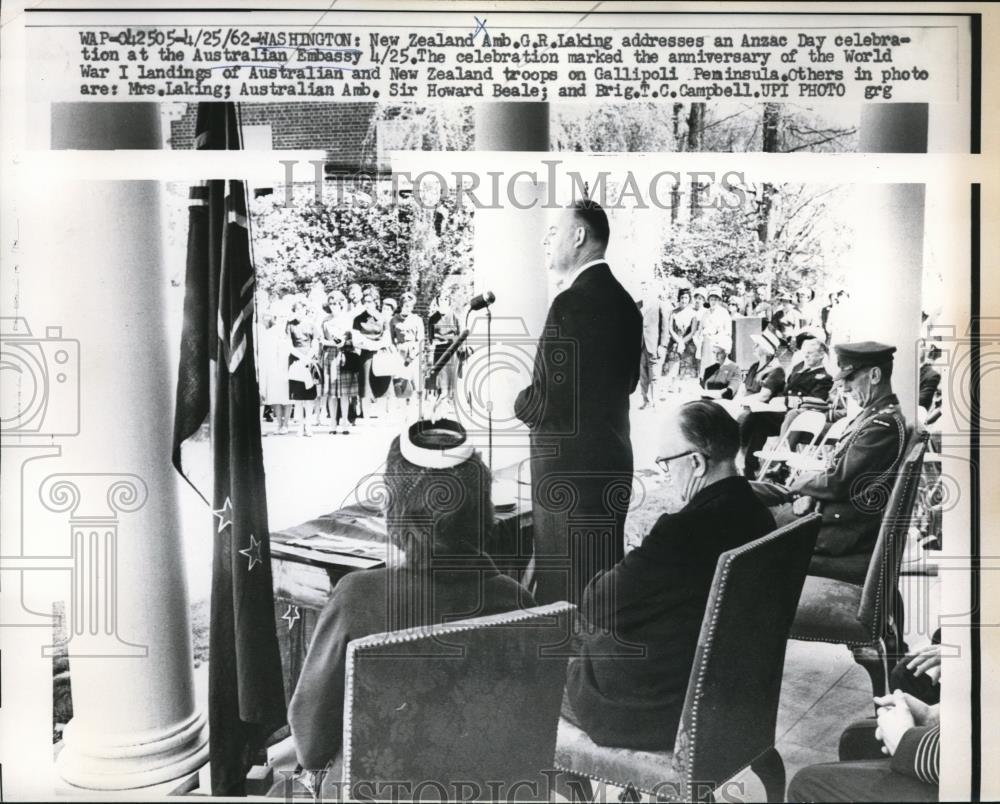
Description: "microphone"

(469, 291), (496, 311)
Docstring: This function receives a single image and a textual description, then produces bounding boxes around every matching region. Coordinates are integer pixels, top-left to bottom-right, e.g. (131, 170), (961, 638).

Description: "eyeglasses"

(655, 450), (699, 474)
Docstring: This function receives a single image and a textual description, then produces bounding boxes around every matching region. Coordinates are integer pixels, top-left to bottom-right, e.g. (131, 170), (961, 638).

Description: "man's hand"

(906, 644), (942, 681)
(874, 689), (917, 755)
(791, 495), (814, 516)
(787, 475), (812, 496)
(875, 691), (939, 729)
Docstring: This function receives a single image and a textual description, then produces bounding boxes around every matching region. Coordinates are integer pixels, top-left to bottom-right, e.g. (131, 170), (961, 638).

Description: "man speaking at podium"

(515, 200), (642, 606)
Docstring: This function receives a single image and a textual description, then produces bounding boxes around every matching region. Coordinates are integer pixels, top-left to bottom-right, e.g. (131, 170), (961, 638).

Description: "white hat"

(750, 330), (781, 355)
(706, 285), (723, 300)
(399, 419), (475, 469)
(712, 335), (733, 354)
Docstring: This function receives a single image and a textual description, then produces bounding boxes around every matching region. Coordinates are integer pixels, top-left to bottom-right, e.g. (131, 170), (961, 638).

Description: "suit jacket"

(785, 361), (834, 402)
(288, 558), (533, 769)
(797, 392), (907, 558)
(639, 298), (669, 355)
(514, 263), (642, 603)
(515, 262), (642, 479)
(565, 476), (776, 750)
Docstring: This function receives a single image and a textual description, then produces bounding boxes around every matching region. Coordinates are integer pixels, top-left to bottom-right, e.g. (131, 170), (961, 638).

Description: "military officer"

(753, 342), (908, 583)
(784, 337), (835, 408)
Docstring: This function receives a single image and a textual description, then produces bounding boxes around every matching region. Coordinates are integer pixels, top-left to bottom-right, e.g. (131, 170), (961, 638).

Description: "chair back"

(342, 602), (575, 801)
(820, 415), (851, 445)
(671, 514), (821, 800)
(856, 431), (929, 629)
(787, 409), (827, 442)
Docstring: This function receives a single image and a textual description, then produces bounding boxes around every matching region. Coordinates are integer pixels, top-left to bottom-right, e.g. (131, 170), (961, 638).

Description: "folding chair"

(754, 409), (827, 480)
(783, 414), (852, 483)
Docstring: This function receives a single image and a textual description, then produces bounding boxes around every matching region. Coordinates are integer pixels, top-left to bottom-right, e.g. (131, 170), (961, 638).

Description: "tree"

(659, 182), (846, 299)
(249, 183), (473, 310)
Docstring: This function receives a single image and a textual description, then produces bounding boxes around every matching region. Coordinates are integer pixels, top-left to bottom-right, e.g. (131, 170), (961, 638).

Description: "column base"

(56, 708), (208, 791)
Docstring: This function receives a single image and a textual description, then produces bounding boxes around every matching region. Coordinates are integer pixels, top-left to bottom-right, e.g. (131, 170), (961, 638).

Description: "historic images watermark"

(277, 160), (750, 213)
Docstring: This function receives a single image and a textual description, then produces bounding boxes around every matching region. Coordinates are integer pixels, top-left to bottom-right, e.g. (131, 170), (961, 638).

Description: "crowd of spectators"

(257, 280), (471, 436)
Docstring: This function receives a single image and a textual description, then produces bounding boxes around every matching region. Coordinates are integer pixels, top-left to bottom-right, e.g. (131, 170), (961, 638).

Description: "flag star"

(212, 497), (234, 533)
(281, 604), (301, 630)
(239, 533), (262, 572)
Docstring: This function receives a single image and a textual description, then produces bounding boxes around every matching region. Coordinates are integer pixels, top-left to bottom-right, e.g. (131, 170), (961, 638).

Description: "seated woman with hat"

(700, 336), (741, 400)
(736, 329), (787, 477)
(287, 422), (535, 776)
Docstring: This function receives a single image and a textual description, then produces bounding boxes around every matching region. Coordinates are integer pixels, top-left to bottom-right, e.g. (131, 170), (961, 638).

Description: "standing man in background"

(515, 200), (642, 606)
(637, 279), (669, 410)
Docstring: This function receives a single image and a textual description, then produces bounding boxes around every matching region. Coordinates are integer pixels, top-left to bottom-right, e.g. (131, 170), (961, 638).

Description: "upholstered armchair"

(555, 514), (821, 803)
(791, 431), (929, 698)
(338, 601), (574, 801)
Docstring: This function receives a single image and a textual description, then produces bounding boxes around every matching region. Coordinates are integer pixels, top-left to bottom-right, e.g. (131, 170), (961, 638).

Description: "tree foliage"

(250, 183), (473, 308)
(659, 182), (845, 297)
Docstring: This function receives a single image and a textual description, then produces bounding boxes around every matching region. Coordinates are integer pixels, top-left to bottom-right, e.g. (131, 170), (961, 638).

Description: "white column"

(462, 104), (550, 459)
(37, 103), (208, 790)
(473, 103), (550, 335)
(849, 104), (928, 418)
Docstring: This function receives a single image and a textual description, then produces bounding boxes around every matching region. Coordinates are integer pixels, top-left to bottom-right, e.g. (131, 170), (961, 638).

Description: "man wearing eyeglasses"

(563, 400), (775, 751)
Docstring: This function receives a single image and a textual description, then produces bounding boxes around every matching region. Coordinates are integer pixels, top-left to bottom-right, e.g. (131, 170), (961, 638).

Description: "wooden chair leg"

(852, 638), (889, 700)
(750, 747), (786, 803)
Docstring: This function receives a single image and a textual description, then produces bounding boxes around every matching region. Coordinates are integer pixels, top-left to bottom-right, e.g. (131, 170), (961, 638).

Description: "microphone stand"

(463, 305), (495, 473)
(486, 306), (493, 474)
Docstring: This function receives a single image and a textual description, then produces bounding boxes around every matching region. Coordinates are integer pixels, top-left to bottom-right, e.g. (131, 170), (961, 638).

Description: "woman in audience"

(258, 304), (292, 435)
(288, 433), (533, 773)
(700, 336), (741, 399)
(736, 330), (786, 477)
(390, 291), (426, 406)
(664, 288), (698, 393)
(287, 299), (319, 437)
(429, 285), (464, 406)
(698, 286), (732, 372)
(319, 290), (358, 434)
(352, 284), (386, 414)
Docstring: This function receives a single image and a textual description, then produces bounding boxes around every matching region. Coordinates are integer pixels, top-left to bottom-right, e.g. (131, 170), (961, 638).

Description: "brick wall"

(168, 102), (379, 169)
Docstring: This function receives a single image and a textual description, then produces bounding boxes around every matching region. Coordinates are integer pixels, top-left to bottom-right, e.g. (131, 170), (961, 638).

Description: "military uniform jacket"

(785, 361), (833, 402)
(798, 392), (907, 557)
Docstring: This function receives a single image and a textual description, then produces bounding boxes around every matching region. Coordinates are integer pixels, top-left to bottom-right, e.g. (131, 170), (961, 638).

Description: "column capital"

(40, 473), (148, 521)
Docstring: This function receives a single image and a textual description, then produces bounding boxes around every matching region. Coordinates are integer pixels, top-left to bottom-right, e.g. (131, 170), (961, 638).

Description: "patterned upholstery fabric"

(555, 515), (821, 801)
(555, 718), (685, 798)
(343, 602), (575, 802)
(791, 577), (868, 644)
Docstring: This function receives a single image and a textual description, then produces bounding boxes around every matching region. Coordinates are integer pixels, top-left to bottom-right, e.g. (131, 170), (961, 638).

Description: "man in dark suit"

(563, 401), (776, 750)
(514, 200), (642, 606)
(637, 280), (669, 409)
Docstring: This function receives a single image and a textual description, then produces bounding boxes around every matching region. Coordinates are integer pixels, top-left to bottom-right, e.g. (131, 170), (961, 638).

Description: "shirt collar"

(560, 258), (606, 290)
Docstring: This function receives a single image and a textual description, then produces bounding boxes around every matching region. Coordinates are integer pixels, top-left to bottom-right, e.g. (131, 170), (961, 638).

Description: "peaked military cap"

(833, 341), (897, 381)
